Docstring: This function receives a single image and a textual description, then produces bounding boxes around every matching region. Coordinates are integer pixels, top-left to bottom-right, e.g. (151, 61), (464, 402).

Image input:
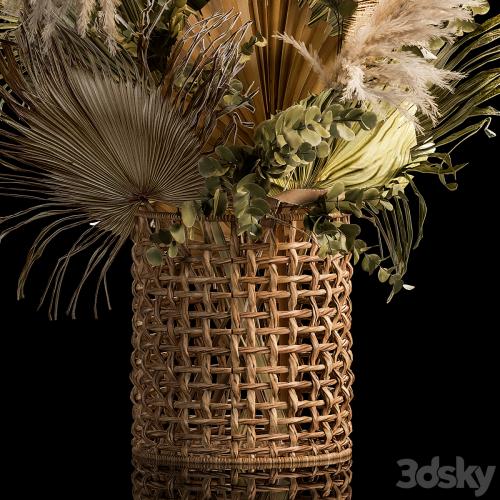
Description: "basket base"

(132, 447), (352, 469)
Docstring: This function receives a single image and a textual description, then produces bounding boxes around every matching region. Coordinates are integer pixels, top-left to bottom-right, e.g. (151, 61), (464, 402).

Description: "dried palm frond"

(411, 14), (500, 188)
(298, 0), (368, 35)
(0, 12), (250, 318)
(202, 0), (338, 145)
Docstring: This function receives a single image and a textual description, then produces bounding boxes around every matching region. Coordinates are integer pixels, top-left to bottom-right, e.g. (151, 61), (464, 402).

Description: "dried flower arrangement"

(1, 0), (497, 311)
(0, 0), (498, 465)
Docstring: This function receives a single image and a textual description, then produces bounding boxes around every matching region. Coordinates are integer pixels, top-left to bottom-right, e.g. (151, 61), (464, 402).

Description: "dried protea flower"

(0, 12), (250, 318)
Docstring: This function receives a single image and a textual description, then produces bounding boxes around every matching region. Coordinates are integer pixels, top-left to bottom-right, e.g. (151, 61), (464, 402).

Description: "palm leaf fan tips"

(0, 12), (250, 318)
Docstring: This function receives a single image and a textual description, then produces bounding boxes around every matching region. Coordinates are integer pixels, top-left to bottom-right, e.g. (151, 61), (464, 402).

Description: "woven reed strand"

(132, 459), (353, 500)
(131, 212), (354, 467)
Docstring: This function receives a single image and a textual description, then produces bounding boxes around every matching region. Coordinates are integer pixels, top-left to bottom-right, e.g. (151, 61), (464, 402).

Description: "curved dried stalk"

(0, 12), (250, 318)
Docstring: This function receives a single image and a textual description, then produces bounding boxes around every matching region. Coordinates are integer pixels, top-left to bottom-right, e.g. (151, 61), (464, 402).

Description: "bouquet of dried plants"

(0, 0), (498, 314)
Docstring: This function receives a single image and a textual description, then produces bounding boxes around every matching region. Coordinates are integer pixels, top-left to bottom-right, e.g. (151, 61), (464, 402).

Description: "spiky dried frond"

(0, 12), (249, 318)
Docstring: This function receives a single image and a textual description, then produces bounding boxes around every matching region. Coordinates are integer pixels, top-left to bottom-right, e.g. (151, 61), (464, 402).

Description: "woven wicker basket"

(131, 209), (354, 467)
(132, 459), (353, 499)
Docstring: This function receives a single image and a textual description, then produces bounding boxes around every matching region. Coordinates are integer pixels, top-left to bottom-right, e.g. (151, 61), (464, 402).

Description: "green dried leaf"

(170, 224), (186, 244)
(343, 108), (364, 120)
(331, 122), (356, 141)
(243, 183), (267, 199)
(326, 182), (345, 200)
(353, 239), (368, 265)
(251, 198), (271, 215)
(213, 189), (228, 216)
(234, 192), (250, 218)
(340, 223), (361, 238)
(361, 254), (381, 275)
(316, 141), (331, 159)
(237, 174), (257, 190)
(223, 94), (243, 107)
(380, 200), (394, 211)
(301, 128), (322, 146)
(228, 79), (244, 93)
(199, 157), (228, 177)
(387, 276), (404, 302)
(361, 111), (378, 130)
(146, 247), (163, 267)
(338, 0), (357, 18)
(246, 206), (266, 218)
(378, 267), (391, 283)
(363, 188), (380, 201)
(340, 223), (361, 251)
(181, 201), (197, 228)
(215, 145), (237, 162)
(472, 0), (490, 15)
(284, 129), (303, 149)
(206, 176), (221, 194)
(168, 242), (179, 258)
(318, 221), (339, 235)
(238, 223), (263, 239)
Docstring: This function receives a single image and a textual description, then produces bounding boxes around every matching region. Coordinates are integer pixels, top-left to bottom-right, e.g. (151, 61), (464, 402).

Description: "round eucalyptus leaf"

(199, 156), (228, 177)
(360, 111), (378, 130)
(326, 182), (345, 200)
(146, 247), (163, 267)
(378, 267), (391, 283)
(331, 122), (356, 141)
(168, 242), (179, 258)
(316, 141), (331, 159)
(244, 183), (267, 199)
(215, 145), (237, 163)
(301, 128), (322, 147)
(251, 198), (270, 214)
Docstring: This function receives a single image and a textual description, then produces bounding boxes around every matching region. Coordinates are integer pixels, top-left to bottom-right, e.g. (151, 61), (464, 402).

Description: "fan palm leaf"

(201, 0), (338, 145)
(0, 12), (249, 318)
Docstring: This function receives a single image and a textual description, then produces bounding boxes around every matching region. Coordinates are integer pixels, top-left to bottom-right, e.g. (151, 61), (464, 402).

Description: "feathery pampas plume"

(332, 0), (484, 122)
(0, 0), (21, 15)
(2, 0), (122, 52)
(0, 12), (250, 318)
(279, 0), (484, 123)
(273, 32), (332, 87)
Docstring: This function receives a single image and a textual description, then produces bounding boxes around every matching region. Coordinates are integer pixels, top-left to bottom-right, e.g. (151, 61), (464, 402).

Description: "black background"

(1, 9), (499, 499)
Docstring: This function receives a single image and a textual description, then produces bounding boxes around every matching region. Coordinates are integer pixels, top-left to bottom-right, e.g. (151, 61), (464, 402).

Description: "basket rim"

(135, 206), (346, 222)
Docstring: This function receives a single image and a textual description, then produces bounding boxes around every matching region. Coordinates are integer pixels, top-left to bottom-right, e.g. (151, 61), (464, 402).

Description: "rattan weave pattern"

(132, 459), (353, 499)
(131, 212), (353, 466)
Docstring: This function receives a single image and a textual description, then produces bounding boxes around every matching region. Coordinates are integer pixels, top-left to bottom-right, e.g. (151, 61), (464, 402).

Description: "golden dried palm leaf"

(0, 12), (249, 318)
(202, 0), (338, 145)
